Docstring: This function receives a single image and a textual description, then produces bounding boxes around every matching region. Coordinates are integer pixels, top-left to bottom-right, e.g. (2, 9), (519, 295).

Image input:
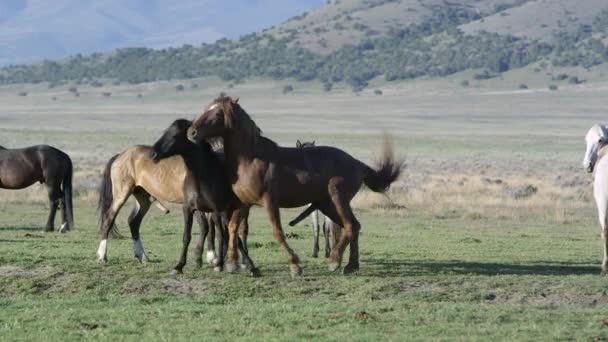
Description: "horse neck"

(178, 144), (217, 178)
(222, 131), (256, 166)
(598, 144), (608, 163)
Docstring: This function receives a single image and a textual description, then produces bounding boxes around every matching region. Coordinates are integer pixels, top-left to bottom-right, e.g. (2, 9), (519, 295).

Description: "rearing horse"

(187, 96), (404, 276)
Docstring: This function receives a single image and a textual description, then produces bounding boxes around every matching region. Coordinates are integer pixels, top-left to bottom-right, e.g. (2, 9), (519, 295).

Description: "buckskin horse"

(97, 143), (249, 273)
(0, 144), (74, 232)
(187, 95), (404, 276)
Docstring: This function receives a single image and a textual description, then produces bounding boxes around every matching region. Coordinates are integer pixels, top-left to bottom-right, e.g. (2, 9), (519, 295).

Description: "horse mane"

(212, 95), (277, 148)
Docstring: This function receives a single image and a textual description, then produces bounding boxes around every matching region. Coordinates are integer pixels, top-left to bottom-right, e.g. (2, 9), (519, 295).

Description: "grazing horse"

(582, 124), (608, 275)
(97, 144), (244, 271)
(0, 145), (74, 232)
(290, 140), (341, 258)
(151, 119), (257, 275)
(187, 95), (404, 276)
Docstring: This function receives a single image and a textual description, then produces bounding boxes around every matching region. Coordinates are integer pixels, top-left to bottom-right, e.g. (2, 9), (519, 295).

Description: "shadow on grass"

(363, 259), (600, 276)
(0, 226), (43, 232)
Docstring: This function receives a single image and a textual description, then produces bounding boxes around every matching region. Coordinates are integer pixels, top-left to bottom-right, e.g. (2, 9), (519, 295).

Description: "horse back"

(117, 145), (188, 204)
(0, 144), (70, 189)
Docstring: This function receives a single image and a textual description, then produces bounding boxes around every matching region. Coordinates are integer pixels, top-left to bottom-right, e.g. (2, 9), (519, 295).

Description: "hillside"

(2, 0), (608, 90)
(0, 0), (325, 66)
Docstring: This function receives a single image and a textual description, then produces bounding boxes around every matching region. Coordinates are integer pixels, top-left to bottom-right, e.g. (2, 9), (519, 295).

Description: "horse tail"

(98, 154), (121, 237)
(62, 156), (75, 230)
(363, 134), (404, 193)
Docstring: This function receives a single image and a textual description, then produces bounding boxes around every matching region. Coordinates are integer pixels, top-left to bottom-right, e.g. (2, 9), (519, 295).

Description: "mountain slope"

(0, 0), (325, 66)
(2, 0), (608, 88)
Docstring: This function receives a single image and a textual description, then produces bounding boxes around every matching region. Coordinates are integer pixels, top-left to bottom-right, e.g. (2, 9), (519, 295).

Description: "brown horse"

(96, 144), (248, 272)
(150, 119), (257, 275)
(188, 96), (404, 276)
(0, 144), (74, 232)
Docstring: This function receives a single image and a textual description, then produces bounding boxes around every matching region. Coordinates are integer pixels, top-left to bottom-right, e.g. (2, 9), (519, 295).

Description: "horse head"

(151, 119), (195, 162)
(583, 124), (608, 173)
(188, 95), (261, 144)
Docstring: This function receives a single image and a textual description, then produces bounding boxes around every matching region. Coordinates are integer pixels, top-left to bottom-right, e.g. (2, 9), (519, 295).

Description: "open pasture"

(1, 76), (608, 340)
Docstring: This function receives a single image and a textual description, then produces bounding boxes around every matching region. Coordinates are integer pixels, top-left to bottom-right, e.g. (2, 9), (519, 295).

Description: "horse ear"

(233, 97), (239, 104)
(296, 140), (302, 148)
(312, 140), (315, 146)
(601, 125), (608, 139)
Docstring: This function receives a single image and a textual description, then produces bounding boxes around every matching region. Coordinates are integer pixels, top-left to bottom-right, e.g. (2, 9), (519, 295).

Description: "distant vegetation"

(1, 6), (608, 90)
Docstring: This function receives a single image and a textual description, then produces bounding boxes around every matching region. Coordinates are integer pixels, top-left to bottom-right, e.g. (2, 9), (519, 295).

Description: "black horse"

(151, 119), (258, 276)
(0, 145), (74, 232)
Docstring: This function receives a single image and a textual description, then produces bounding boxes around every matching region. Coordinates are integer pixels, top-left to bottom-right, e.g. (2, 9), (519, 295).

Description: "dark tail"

(62, 156), (75, 230)
(98, 154), (122, 238)
(288, 204), (318, 227)
(363, 134), (405, 193)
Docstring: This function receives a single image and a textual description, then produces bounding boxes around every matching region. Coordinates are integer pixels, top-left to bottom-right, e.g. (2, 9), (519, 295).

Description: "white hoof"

(206, 251), (217, 265)
(59, 223), (69, 233)
(96, 239), (107, 262)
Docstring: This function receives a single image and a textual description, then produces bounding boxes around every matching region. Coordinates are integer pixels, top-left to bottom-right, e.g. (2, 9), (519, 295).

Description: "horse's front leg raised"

(172, 206), (194, 276)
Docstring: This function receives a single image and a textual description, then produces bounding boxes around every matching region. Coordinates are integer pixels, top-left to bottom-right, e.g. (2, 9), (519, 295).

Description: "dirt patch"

(0, 265), (53, 278)
(161, 278), (208, 296)
(486, 290), (608, 306)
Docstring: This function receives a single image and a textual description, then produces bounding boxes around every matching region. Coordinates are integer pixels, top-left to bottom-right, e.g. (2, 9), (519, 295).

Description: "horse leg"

(44, 182), (62, 232)
(97, 185), (132, 264)
(128, 190), (152, 263)
(323, 217), (332, 258)
(225, 207), (245, 273)
(597, 197), (608, 275)
(311, 210), (320, 258)
(172, 206), (194, 276)
(323, 181), (360, 274)
(239, 206), (250, 255)
(263, 195), (301, 278)
(205, 213), (218, 266)
(193, 211), (209, 269)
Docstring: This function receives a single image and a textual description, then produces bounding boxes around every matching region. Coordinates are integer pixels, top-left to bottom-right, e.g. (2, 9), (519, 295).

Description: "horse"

(289, 140), (341, 258)
(187, 95), (404, 276)
(582, 124), (608, 275)
(0, 144), (74, 232)
(151, 119), (258, 276)
(96, 143), (245, 272)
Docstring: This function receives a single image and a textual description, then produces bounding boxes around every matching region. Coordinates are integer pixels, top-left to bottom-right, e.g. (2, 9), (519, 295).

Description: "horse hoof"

(59, 223), (69, 233)
(601, 268), (608, 276)
(343, 263), (359, 275)
(213, 266), (223, 272)
(140, 255), (149, 264)
(328, 262), (341, 273)
(97, 258), (107, 265)
(225, 263), (238, 273)
(169, 269), (182, 278)
(311, 253), (318, 258)
(194, 260), (203, 269)
(206, 251), (217, 265)
(290, 265), (303, 278)
(251, 268), (262, 278)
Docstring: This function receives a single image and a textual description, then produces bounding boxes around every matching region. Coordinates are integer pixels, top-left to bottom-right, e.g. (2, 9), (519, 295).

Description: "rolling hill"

(2, 0), (608, 89)
(0, 0), (326, 66)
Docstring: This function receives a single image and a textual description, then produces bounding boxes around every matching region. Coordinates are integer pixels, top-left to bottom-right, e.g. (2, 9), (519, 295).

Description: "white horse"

(583, 124), (608, 275)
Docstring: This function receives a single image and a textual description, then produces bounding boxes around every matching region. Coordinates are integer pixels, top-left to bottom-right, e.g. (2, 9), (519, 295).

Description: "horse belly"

(0, 167), (39, 189)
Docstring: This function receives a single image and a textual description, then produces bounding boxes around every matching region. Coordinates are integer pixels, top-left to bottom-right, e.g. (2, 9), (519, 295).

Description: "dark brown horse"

(151, 119), (258, 276)
(0, 145), (74, 232)
(187, 96), (404, 276)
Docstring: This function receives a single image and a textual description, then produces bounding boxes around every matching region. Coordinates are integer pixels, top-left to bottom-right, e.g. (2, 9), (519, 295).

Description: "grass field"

(1, 76), (608, 340)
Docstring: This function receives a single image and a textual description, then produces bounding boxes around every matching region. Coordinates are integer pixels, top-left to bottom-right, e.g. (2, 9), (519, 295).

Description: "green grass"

(1, 202), (607, 341)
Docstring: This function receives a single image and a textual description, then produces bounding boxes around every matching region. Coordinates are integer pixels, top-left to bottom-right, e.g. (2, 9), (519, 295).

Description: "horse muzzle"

(187, 127), (198, 143)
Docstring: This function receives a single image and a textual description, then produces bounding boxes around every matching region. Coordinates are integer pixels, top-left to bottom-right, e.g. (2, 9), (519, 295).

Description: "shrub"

(102, 92), (111, 97)
(17, 92), (27, 96)
(461, 80), (470, 87)
(90, 80), (104, 87)
(191, 83), (199, 89)
(68, 86), (78, 93)
(282, 85), (294, 94)
(568, 76), (581, 84)
(323, 82), (333, 92)
(554, 73), (568, 81)
(548, 84), (558, 91)
(175, 84), (185, 92)
(519, 84), (528, 89)
(373, 89), (383, 95)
